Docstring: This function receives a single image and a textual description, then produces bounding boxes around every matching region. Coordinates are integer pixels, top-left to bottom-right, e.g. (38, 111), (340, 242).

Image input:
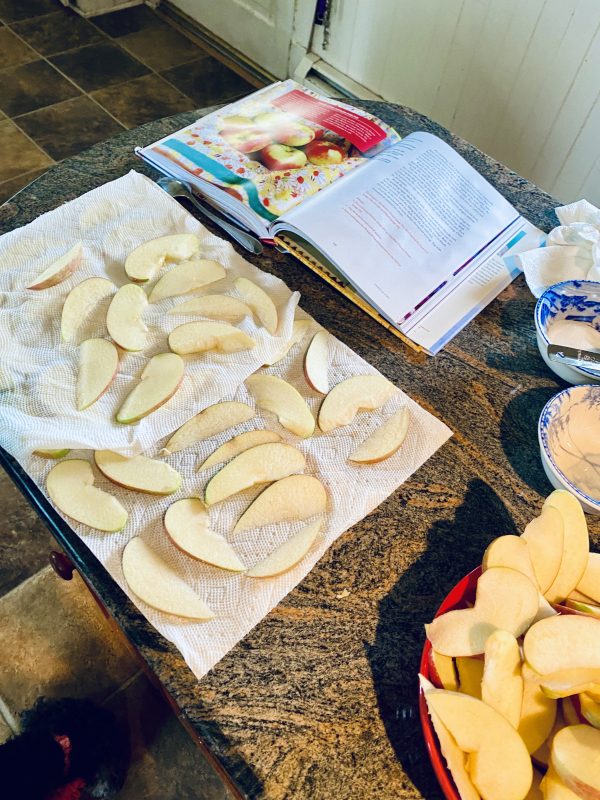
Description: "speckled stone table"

(1, 102), (598, 800)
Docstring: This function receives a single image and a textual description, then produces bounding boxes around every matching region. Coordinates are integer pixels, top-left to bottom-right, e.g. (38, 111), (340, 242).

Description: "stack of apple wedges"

(420, 489), (600, 800)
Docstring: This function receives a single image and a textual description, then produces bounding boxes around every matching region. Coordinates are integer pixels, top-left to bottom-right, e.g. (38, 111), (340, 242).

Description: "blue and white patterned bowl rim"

(534, 279), (600, 378)
(538, 384), (600, 509)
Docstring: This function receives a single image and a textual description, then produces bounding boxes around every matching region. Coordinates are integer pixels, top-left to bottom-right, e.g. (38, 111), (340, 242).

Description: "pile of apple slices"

(421, 489), (600, 800)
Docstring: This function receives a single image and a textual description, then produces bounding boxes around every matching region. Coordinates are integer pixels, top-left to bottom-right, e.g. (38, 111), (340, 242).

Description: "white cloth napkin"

(514, 199), (600, 296)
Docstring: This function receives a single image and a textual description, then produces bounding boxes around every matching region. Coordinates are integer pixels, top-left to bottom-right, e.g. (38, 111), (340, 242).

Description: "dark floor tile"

(0, 0), (59, 23)
(120, 24), (204, 71)
(50, 41), (149, 92)
(16, 95), (124, 160)
(161, 56), (256, 108)
(12, 8), (106, 56)
(0, 59), (80, 116)
(0, 467), (55, 597)
(92, 4), (167, 38)
(0, 27), (37, 69)
(0, 118), (52, 182)
(92, 73), (195, 129)
(0, 165), (49, 204)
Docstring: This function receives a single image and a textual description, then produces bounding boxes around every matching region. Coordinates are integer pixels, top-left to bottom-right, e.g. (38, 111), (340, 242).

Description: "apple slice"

(164, 498), (245, 572)
(77, 338), (119, 411)
(304, 331), (330, 394)
(245, 374), (315, 437)
(420, 677), (533, 800)
(565, 598), (600, 618)
(318, 374), (398, 433)
(570, 588), (598, 604)
(61, 277), (115, 342)
(551, 725), (600, 799)
(200, 430), (281, 471)
(483, 534), (538, 587)
(34, 448), (70, 458)
(168, 321), (255, 355)
(263, 319), (311, 366)
(163, 401), (254, 455)
(246, 519), (322, 578)
(149, 259), (226, 303)
(579, 692), (600, 728)
(481, 630), (523, 728)
(124, 234), (200, 282)
(576, 553), (600, 605)
(205, 442), (305, 505)
(426, 567), (539, 656)
(106, 283), (148, 351)
(349, 407), (410, 464)
(233, 475), (327, 533)
(430, 651), (459, 691)
(46, 459), (127, 531)
(169, 294), (252, 322)
(26, 242), (83, 290)
(122, 536), (214, 620)
(522, 505), (564, 594)
(543, 490), (589, 604)
(518, 664), (557, 754)
(456, 656), (484, 699)
(116, 352), (184, 424)
(234, 277), (278, 334)
(94, 450), (181, 495)
(541, 764), (582, 800)
(524, 616), (600, 677)
(540, 671), (600, 700)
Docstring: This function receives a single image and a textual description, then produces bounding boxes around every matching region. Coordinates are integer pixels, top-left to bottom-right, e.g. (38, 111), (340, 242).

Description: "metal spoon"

(156, 177), (263, 255)
(547, 343), (600, 371)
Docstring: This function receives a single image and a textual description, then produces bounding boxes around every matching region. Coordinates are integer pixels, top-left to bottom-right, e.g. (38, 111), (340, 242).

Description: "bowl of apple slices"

(419, 489), (600, 800)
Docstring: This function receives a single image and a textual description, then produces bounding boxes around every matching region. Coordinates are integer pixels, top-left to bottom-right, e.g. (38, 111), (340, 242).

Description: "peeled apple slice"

(169, 294), (252, 322)
(318, 374), (397, 432)
(163, 401), (254, 455)
(106, 283), (148, 351)
(46, 459), (127, 531)
(524, 615), (600, 676)
(233, 475), (327, 533)
(26, 242), (83, 290)
(245, 374), (315, 437)
(234, 276), (278, 334)
(168, 321), (255, 355)
(122, 536), (214, 619)
(576, 553), (600, 605)
(481, 629), (523, 728)
(76, 338), (119, 411)
(199, 430), (281, 471)
(518, 664), (557, 754)
(116, 352), (184, 424)
(522, 505), (564, 594)
(543, 490), (589, 604)
(303, 330), (330, 394)
(246, 519), (322, 578)
(125, 234), (200, 282)
(94, 450), (181, 495)
(349, 407), (410, 464)
(61, 277), (115, 342)
(148, 259), (225, 303)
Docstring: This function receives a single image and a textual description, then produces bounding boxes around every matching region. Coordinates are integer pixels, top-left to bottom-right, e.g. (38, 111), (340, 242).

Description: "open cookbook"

(136, 80), (541, 354)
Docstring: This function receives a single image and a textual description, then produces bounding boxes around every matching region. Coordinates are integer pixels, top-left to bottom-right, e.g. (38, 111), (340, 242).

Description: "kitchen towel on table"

(0, 170), (452, 680)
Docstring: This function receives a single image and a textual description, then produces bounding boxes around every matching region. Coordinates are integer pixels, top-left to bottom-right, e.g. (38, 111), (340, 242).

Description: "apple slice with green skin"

(524, 616), (600, 678)
(419, 676), (533, 800)
(26, 242), (83, 290)
(430, 650), (458, 691)
(565, 598), (600, 618)
(246, 518), (322, 578)
(116, 352), (184, 424)
(34, 448), (70, 458)
(204, 442), (305, 505)
(576, 553), (600, 605)
(518, 664), (557, 754)
(541, 765), (581, 800)
(522, 505), (564, 594)
(303, 330), (330, 394)
(426, 567), (539, 657)
(124, 234), (200, 282)
(318, 374), (398, 433)
(106, 283), (148, 351)
(168, 321), (255, 355)
(61, 277), (115, 342)
(233, 474), (327, 533)
(419, 676), (480, 800)
(246, 374), (314, 437)
(551, 725), (600, 799)
(349, 407), (410, 464)
(570, 588), (598, 604)
(168, 294), (252, 323)
(77, 338), (119, 411)
(46, 459), (127, 531)
(543, 490), (589, 604)
(162, 401), (254, 455)
(164, 498), (245, 572)
(263, 319), (311, 366)
(200, 429), (281, 471)
(149, 259), (226, 303)
(579, 692), (600, 728)
(456, 656), (484, 699)
(234, 277), (278, 334)
(94, 450), (181, 495)
(122, 536), (214, 620)
(481, 630), (523, 728)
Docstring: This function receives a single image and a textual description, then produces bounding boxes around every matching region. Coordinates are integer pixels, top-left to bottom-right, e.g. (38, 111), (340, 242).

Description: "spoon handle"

(547, 343), (600, 370)
(180, 190), (263, 255)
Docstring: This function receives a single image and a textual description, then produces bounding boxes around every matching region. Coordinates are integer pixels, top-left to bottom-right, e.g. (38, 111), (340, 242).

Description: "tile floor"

(0, 0), (259, 203)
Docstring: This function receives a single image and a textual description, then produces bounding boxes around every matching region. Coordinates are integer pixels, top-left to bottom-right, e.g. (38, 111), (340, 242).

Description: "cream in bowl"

(538, 385), (600, 514)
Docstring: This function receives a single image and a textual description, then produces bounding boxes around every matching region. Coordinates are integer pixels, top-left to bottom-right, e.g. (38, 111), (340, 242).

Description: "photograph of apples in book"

(137, 80), (541, 354)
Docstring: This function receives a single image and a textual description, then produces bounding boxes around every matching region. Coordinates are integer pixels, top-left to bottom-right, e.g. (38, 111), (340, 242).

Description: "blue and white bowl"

(534, 280), (600, 384)
(538, 385), (600, 515)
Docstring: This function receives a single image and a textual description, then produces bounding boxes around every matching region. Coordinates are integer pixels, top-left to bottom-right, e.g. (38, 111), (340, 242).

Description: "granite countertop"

(1, 101), (598, 800)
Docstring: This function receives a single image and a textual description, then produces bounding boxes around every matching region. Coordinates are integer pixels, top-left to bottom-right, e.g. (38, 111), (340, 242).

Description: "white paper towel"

(0, 171), (452, 679)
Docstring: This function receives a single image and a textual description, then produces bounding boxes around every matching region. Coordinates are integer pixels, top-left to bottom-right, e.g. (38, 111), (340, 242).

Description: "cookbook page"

(273, 132), (520, 324)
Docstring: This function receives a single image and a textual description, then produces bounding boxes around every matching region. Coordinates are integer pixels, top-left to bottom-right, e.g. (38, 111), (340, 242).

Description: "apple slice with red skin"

(94, 450), (181, 495)
(116, 352), (184, 424)
(106, 283), (148, 351)
(304, 330), (330, 394)
(77, 338), (119, 411)
(125, 234), (200, 282)
(200, 429), (281, 471)
(26, 243), (83, 290)
(245, 374), (314, 437)
(551, 725), (600, 799)
(61, 277), (115, 342)
(163, 401), (254, 455)
(149, 259), (225, 303)
(318, 374), (398, 433)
